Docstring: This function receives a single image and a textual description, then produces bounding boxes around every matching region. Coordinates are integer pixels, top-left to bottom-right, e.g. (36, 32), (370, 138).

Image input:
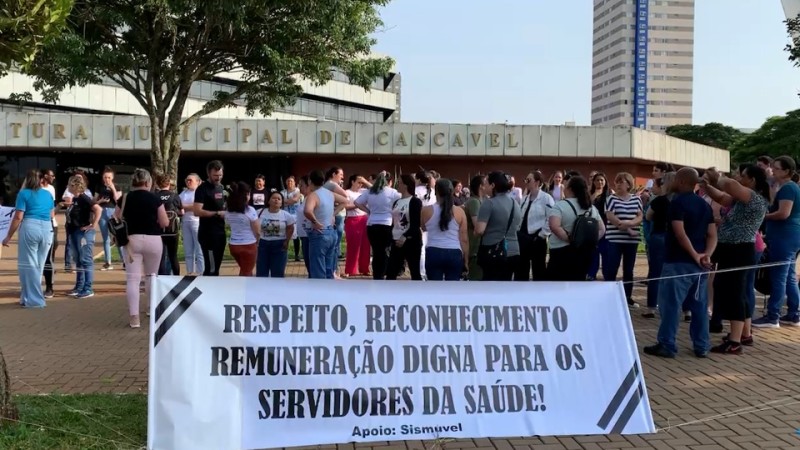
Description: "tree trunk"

(150, 110), (182, 179)
(0, 347), (19, 427)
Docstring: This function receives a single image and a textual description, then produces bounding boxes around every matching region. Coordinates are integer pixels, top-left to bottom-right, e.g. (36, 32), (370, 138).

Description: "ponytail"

(435, 179), (455, 231)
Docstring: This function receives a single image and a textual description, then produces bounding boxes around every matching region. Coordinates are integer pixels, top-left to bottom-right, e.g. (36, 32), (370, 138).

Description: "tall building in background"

(591, 0), (695, 132)
(784, 0), (800, 21)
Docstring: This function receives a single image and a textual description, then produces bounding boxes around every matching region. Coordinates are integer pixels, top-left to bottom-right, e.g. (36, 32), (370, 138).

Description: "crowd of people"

(2, 156), (799, 351)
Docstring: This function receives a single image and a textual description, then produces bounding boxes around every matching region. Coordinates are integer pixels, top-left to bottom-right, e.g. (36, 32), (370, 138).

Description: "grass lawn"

(1, 394), (147, 450)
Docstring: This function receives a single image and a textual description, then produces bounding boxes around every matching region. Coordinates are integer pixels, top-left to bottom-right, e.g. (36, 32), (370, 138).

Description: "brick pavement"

(0, 231), (799, 449)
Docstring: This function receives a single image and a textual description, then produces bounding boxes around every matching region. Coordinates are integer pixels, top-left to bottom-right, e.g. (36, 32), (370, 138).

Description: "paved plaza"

(0, 233), (799, 450)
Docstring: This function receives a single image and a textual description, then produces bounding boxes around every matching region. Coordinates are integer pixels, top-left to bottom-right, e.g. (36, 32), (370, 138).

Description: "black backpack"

(565, 200), (600, 250)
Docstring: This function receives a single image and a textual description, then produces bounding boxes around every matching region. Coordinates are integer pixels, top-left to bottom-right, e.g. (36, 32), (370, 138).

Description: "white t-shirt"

(295, 202), (308, 238)
(510, 187), (523, 204)
(225, 206), (258, 245)
(62, 188), (92, 199)
(258, 209), (296, 241)
(355, 187), (401, 226)
(415, 185), (436, 207)
(179, 189), (198, 222)
(42, 185), (57, 227)
(346, 189), (367, 217)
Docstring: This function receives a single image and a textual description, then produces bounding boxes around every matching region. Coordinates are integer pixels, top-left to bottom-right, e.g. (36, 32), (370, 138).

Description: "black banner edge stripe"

(610, 381), (645, 434)
(154, 287), (202, 348)
(597, 361), (639, 430)
(154, 276), (196, 322)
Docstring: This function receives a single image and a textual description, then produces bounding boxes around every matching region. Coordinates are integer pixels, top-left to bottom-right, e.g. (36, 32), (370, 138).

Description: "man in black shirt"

(193, 160), (227, 276)
(249, 174), (268, 212)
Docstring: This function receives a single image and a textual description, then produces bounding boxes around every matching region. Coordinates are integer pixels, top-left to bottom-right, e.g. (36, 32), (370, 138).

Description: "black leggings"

(293, 238), (301, 260)
(366, 225), (393, 280)
(386, 239), (422, 280)
(159, 235), (180, 275)
(199, 233), (226, 276)
(43, 227), (56, 290)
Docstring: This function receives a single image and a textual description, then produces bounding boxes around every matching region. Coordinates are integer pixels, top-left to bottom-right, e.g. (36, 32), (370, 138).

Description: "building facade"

(591, 0), (695, 132)
(0, 112), (730, 205)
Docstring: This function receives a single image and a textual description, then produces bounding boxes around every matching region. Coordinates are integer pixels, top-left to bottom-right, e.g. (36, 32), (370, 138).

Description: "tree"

(0, 0), (73, 75)
(787, 14), (800, 98)
(23, 0), (394, 177)
(0, 0), (73, 427)
(665, 122), (745, 149)
(729, 109), (800, 164)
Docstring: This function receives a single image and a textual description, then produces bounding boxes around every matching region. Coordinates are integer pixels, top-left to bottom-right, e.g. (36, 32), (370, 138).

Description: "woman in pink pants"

(343, 174), (371, 276)
(117, 169), (169, 328)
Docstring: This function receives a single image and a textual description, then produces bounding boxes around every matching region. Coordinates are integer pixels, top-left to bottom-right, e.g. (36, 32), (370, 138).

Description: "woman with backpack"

(547, 176), (605, 281)
(155, 174), (183, 276)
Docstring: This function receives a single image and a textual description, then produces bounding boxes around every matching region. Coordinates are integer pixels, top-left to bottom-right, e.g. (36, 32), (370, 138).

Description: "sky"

(372, 0), (800, 129)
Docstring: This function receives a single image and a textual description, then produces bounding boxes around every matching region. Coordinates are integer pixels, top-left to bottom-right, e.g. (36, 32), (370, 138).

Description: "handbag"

(477, 200), (516, 267)
(108, 194), (129, 247)
(754, 248), (770, 295)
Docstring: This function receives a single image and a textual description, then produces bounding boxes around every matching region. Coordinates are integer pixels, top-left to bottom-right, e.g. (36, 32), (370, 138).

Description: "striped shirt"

(605, 194), (643, 244)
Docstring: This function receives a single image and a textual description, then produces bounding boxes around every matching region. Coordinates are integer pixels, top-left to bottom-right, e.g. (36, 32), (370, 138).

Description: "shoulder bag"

(477, 199), (516, 268)
(108, 193), (129, 247)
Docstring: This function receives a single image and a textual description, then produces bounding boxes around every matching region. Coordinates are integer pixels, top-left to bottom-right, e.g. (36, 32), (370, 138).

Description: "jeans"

(299, 237), (310, 275)
(69, 228), (96, 293)
(64, 211), (73, 269)
(646, 233), (666, 309)
(745, 250), (763, 319)
(366, 224), (393, 280)
(603, 242), (639, 303)
(765, 236), (800, 320)
(181, 219), (204, 274)
(256, 239), (288, 278)
(587, 237), (609, 280)
(334, 214), (345, 261)
(18, 219), (53, 308)
(425, 247), (463, 281)
(308, 227), (337, 279)
(656, 262), (710, 355)
(98, 207), (122, 265)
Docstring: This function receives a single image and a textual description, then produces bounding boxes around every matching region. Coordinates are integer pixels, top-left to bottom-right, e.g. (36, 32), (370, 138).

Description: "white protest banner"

(0, 206), (16, 242)
(148, 277), (655, 450)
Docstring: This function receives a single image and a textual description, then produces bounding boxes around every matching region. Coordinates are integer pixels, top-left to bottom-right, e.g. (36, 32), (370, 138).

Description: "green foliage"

(23, 0), (394, 176)
(729, 109), (800, 164)
(787, 14), (800, 75)
(0, 0), (73, 74)
(1, 394), (147, 449)
(664, 122), (745, 150)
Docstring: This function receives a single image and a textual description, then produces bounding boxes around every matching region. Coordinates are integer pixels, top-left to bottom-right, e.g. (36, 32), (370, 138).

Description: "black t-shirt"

(95, 184), (119, 208)
(250, 188), (268, 211)
(123, 190), (162, 236)
(649, 195), (670, 234)
(67, 194), (95, 232)
(193, 180), (226, 234)
(156, 189), (182, 213)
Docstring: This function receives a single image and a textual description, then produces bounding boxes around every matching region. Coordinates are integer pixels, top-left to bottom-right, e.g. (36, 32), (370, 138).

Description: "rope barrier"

(0, 259), (792, 279)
